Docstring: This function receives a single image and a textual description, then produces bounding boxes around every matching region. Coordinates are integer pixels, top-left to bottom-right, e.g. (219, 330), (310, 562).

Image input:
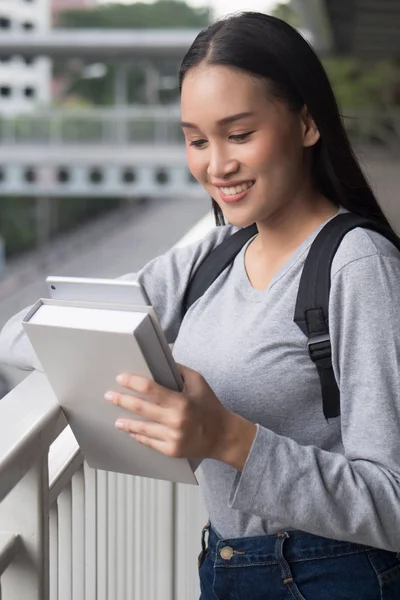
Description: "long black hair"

(179, 12), (394, 231)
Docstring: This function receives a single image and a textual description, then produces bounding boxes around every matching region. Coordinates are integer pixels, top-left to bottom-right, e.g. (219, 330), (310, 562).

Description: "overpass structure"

(0, 29), (201, 61)
(0, 106), (399, 198)
(0, 107), (205, 198)
(0, 2), (398, 62)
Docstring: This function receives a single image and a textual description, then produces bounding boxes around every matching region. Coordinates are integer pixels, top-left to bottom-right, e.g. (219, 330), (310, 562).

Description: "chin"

(222, 210), (258, 229)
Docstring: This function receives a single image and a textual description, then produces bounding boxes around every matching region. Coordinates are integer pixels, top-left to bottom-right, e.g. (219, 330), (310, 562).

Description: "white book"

(23, 298), (200, 485)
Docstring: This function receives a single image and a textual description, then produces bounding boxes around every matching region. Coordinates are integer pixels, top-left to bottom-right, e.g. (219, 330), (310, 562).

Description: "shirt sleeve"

(228, 253), (400, 551)
(0, 224), (235, 371)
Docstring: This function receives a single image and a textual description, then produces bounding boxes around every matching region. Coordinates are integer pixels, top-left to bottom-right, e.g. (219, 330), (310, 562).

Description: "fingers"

(115, 373), (178, 407)
(115, 418), (169, 443)
(105, 390), (162, 421)
(117, 373), (159, 396)
(115, 418), (185, 457)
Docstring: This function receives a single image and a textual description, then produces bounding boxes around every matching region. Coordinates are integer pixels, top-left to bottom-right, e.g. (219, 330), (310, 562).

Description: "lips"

(217, 181), (255, 204)
(218, 181), (254, 196)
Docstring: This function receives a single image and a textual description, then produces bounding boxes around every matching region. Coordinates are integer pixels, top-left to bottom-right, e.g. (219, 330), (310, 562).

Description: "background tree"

(271, 1), (300, 27)
(271, 1), (399, 112)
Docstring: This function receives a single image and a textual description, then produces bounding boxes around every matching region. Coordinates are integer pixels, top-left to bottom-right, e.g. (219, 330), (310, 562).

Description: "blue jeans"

(198, 522), (400, 599)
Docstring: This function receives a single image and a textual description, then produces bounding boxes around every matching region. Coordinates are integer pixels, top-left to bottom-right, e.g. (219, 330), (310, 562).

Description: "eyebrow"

(180, 112), (255, 129)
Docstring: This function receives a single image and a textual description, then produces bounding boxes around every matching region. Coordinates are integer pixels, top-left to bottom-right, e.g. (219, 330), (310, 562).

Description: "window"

(0, 17), (11, 29)
(24, 86), (35, 99)
(89, 168), (103, 184)
(155, 168), (169, 185)
(0, 56), (11, 64)
(57, 168), (70, 184)
(0, 86), (12, 98)
(22, 22), (34, 31)
(0, 168), (5, 183)
(122, 168), (136, 184)
(24, 167), (36, 183)
(23, 56), (35, 66)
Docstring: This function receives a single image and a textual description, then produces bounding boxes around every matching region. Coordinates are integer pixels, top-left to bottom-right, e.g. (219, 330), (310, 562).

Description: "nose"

(207, 146), (240, 180)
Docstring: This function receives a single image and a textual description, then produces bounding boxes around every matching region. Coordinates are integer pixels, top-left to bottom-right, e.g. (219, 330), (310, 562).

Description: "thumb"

(175, 363), (195, 381)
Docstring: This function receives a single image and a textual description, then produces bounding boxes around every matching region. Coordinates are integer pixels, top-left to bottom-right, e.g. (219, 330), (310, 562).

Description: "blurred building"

(0, 0), (51, 115)
(51, 0), (97, 26)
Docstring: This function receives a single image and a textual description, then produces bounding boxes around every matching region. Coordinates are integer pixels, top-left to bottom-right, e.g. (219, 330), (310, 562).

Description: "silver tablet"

(46, 276), (150, 306)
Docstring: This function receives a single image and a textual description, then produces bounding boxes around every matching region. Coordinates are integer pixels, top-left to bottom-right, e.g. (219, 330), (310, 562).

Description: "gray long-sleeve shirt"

(2, 210), (400, 551)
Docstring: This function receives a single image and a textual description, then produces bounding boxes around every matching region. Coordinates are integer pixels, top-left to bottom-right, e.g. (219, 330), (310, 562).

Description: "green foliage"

(57, 1), (211, 29)
(271, 2), (300, 27)
(0, 200), (36, 257)
(55, 198), (124, 232)
(270, 2), (399, 110)
(0, 199), (124, 259)
(323, 59), (399, 110)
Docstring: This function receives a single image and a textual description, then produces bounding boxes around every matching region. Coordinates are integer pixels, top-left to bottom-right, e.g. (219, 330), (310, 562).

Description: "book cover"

(23, 299), (199, 485)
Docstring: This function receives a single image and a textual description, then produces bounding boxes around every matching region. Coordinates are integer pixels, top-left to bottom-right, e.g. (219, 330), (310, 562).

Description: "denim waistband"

(202, 522), (372, 567)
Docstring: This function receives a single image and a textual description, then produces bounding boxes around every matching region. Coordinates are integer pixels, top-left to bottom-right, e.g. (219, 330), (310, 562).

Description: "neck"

(253, 192), (338, 262)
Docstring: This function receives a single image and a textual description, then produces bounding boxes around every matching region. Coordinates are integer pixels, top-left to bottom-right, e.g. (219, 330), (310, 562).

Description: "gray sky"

(98, 0), (285, 19)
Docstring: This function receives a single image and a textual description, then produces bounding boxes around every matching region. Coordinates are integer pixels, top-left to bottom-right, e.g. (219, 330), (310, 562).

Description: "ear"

(300, 105), (320, 148)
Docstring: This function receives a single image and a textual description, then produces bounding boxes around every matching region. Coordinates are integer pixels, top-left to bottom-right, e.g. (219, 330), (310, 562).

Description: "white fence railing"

(0, 214), (214, 600)
(0, 107), (399, 153)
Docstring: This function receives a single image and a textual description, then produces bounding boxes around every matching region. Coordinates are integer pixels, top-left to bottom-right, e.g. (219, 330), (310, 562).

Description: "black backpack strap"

(183, 224), (258, 315)
(294, 212), (400, 419)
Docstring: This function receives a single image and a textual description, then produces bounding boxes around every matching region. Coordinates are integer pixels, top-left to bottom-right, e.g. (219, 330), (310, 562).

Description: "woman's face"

(181, 64), (319, 228)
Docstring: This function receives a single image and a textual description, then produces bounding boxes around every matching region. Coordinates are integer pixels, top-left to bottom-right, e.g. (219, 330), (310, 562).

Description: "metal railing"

(0, 107), (183, 146)
(0, 214), (214, 600)
(0, 107), (399, 152)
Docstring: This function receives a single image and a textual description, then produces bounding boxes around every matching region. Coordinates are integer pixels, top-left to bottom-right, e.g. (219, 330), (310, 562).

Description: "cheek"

(250, 131), (302, 176)
(186, 148), (208, 183)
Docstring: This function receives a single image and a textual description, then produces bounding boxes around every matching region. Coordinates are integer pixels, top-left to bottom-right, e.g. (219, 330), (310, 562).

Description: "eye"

(189, 139), (207, 148)
(229, 131), (254, 142)
(188, 131), (255, 149)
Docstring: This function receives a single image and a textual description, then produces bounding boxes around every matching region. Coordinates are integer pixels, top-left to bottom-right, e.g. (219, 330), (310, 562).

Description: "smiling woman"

(180, 65), (324, 232)
(1, 11), (400, 600)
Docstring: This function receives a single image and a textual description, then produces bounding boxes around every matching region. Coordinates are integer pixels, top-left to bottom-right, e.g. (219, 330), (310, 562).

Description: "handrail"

(0, 370), (66, 503)
(0, 533), (20, 576)
(48, 426), (82, 506)
(0, 107), (399, 149)
(0, 212), (215, 599)
(0, 213), (216, 505)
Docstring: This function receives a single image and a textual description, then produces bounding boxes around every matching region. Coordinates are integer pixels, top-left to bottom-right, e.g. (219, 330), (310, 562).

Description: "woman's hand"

(104, 364), (257, 471)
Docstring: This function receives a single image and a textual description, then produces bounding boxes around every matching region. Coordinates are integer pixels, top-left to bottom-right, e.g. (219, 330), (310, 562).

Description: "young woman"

(1, 12), (400, 599)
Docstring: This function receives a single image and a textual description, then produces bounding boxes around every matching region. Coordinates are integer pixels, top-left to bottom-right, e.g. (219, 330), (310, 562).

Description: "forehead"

(181, 64), (268, 120)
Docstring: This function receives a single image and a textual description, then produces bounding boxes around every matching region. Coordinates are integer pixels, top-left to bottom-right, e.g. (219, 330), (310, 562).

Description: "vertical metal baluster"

(116, 474), (126, 600)
(71, 469), (85, 600)
(149, 479), (156, 600)
(144, 479), (151, 600)
(155, 480), (173, 600)
(84, 463), (97, 600)
(58, 485), (73, 600)
(134, 477), (143, 599)
(49, 505), (59, 600)
(107, 472), (117, 600)
(96, 471), (107, 600)
(126, 475), (134, 599)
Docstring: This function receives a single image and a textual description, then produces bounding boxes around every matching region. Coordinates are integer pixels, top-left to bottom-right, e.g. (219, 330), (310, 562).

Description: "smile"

(216, 181), (255, 204)
(219, 181), (254, 196)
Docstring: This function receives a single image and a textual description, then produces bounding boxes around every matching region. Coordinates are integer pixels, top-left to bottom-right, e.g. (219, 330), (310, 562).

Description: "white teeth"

(220, 181), (254, 196)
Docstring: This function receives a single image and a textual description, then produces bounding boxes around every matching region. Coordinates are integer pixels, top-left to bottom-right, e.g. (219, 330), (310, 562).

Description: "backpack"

(183, 213), (400, 419)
